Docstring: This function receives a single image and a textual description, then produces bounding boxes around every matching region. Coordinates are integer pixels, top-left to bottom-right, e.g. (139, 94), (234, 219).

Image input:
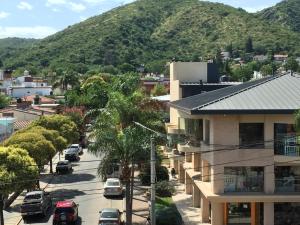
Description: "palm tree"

(89, 88), (165, 224)
(89, 110), (150, 225)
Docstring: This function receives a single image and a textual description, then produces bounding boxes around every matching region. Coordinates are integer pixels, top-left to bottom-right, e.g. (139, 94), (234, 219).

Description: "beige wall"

(0, 110), (39, 121)
(170, 62), (208, 82)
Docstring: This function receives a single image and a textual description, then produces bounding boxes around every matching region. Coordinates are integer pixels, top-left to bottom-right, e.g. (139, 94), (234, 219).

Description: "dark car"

(98, 208), (122, 225)
(20, 191), (52, 219)
(64, 149), (79, 162)
(53, 200), (79, 225)
(56, 160), (72, 174)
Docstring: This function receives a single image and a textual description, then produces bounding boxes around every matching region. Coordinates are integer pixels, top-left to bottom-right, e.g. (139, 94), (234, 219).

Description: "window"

(239, 123), (264, 148)
(274, 123), (297, 156)
(224, 167), (264, 192)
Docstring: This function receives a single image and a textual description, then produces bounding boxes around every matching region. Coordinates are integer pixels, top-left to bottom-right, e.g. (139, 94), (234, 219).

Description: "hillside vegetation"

(257, 0), (300, 32)
(1, 0), (300, 73)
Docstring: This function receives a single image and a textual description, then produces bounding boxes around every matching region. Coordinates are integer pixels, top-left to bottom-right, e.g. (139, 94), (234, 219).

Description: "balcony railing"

(224, 174), (264, 193)
(275, 135), (300, 157)
(275, 178), (300, 192)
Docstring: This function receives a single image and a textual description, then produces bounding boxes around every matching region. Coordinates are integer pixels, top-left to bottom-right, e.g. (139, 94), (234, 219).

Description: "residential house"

(274, 54), (288, 63)
(253, 55), (268, 62)
(9, 70), (52, 98)
(141, 74), (170, 95)
(167, 71), (300, 225)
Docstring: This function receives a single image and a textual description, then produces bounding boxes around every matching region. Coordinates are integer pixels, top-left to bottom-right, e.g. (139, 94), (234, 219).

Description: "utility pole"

(150, 137), (156, 225)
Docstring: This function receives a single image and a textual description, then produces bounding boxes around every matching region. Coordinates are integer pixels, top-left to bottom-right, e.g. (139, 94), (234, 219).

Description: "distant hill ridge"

(0, 0), (300, 72)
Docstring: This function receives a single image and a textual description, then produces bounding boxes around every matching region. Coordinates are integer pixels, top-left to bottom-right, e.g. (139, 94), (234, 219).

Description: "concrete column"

(264, 203), (274, 225)
(212, 165), (224, 194)
(185, 172), (192, 195)
(185, 153), (192, 163)
(211, 202), (223, 225)
(201, 196), (210, 223)
(174, 159), (179, 174)
(192, 184), (200, 208)
(202, 160), (210, 182)
(192, 153), (201, 172)
(179, 163), (185, 183)
(264, 165), (275, 194)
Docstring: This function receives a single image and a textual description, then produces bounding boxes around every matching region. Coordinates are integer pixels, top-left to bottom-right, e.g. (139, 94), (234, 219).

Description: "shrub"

(155, 181), (175, 197)
(156, 197), (183, 225)
(139, 165), (169, 185)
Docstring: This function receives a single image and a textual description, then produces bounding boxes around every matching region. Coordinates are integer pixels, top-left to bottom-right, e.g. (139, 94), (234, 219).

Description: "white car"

(104, 178), (123, 197)
(69, 144), (83, 155)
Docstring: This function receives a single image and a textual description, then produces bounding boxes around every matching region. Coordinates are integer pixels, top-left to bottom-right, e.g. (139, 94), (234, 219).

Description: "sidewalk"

(132, 171), (149, 225)
(170, 175), (210, 225)
(3, 152), (61, 225)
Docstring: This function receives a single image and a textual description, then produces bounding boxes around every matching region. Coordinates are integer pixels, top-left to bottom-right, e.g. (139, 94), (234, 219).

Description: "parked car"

(104, 178), (123, 197)
(53, 200), (79, 225)
(98, 208), (122, 225)
(20, 191), (52, 219)
(69, 144), (83, 155)
(56, 160), (72, 174)
(65, 149), (80, 162)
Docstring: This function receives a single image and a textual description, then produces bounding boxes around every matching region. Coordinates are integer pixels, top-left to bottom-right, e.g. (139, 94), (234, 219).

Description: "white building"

(9, 70), (52, 98)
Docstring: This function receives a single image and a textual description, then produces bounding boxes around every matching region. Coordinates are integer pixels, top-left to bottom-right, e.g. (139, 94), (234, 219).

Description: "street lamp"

(133, 121), (165, 225)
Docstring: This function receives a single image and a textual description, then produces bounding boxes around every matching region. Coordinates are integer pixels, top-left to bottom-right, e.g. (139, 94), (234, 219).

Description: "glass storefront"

(275, 203), (300, 225)
(224, 167), (264, 193)
(226, 203), (263, 225)
(227, 203), (251, 225)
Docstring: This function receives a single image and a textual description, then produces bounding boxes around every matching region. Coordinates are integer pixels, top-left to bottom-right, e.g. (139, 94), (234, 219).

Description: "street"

(18, 148), (124, 225)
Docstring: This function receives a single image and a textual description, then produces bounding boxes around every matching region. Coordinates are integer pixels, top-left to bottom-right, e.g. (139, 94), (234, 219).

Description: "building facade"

(167, 71), (300, 225)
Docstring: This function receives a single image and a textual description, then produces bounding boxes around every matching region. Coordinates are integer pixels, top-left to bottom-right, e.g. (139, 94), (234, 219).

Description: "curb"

(15, 152), (60, 225)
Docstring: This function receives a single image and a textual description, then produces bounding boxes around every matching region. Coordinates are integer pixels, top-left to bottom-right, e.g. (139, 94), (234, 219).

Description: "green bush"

(156, 198), (183, 225)
(139, 165), (169, 185)
(155, 181), (175, 197)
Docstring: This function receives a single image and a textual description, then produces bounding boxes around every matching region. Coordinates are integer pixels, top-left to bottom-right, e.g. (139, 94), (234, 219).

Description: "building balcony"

(165, 123), (183, 134)
(275, 135), (300, 157)
(275, 178), (300, 193)
(177, 142), (201, 153)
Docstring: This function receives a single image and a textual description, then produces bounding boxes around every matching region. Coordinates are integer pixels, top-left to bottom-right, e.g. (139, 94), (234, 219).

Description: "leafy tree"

(33, 115), (79, 144)
(151, 83), (168, 96)
(215, 48), (223, 73)
(245, 36), (253, 53)
(0, 147), (38, 225)
(0, 94), (10, 109)
(285, 57), (299, 72)
(232, 64), (253, 81)
(19, 126), (68, 172)
(81, 75), (109, 109)
(4, 132), (56, 171)
(118, 63), (136, 73)
(260, 64), (273, 76)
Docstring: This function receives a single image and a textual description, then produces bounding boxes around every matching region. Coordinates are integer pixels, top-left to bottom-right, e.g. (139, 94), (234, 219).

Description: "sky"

(0, 0), (282, 39)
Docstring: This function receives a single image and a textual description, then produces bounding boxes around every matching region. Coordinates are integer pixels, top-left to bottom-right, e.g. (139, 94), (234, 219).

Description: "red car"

(53, 200), (79, 225)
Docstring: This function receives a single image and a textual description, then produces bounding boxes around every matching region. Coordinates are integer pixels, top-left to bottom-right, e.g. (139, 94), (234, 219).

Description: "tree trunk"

(0, 194), (4, 225)
(125, 181), (131, 225)
(49, 156), (53, 174)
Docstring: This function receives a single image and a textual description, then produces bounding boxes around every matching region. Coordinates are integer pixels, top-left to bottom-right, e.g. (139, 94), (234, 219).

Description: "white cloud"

(46, 0), (67, 6)
(0, 11), (10, 19)
(0, 26), (57, 39)
(69, 2), (86, 12)
(80, 15), (87, 21)
(82, 0), (104, 3)
(243, 5), (268, 13)
(17, 1), (33, 10)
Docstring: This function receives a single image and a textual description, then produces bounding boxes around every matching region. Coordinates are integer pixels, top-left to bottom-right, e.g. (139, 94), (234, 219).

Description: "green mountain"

(0, 38), (37, 64)
(1, 0), (300, 73)
(257, 0), (300, 32)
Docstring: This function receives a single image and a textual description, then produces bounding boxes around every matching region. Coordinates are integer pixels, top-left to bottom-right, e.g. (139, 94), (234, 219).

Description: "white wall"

(170, 62), (208, 82)
(10, 87), (52, 98)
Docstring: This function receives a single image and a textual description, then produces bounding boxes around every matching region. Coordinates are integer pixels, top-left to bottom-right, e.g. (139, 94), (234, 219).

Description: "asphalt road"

(20, 149), (124, 225)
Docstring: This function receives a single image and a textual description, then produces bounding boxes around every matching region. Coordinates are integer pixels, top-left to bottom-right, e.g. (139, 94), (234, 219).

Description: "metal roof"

(170, 74), (300, 115)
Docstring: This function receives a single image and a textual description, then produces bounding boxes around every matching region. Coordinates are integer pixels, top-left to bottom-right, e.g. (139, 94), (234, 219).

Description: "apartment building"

(167, 64), (300, 225)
